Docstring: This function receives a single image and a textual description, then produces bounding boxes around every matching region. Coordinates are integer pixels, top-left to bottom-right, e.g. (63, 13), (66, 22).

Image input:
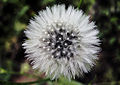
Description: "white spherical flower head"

(22, 5), (100, 80)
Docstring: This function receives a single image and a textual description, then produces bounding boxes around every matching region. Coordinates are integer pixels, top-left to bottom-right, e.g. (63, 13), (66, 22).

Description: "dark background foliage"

(0, 0), (120, 85)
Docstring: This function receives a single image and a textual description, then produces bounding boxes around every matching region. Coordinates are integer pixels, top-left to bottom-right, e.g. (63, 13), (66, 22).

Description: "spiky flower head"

(22, 5), (100, 80)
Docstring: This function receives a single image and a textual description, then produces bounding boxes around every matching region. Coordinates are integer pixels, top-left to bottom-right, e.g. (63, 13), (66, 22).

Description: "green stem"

(0, 71), (40, 78)
(78, 0), (83, 9)
(0, 79), (50, 85)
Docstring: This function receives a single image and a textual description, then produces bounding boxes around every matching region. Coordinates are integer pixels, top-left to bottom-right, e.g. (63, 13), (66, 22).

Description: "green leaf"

(0, 68), (11, 81)
(20, 62), (30, 74)
(2, 0), (19, 3)
(110, 17), (118, 23)
(9, 0), (19, 3)
(0, 68), (7, 74)
(2, 0), (8, 3)
(101, 9), (109, 16)
(0, 74), (11, 81)
(17, 5), (29, 18)
(14, 21), (26, 32)
(77, 0), (83, 9)
(47, 81), (53, 85)
(117, 25), (120, 30)
(42, 0), (55, 5)
(0, 79), (50, 85)
(58, 77), (83, 85)
(109, 37), (116, 45)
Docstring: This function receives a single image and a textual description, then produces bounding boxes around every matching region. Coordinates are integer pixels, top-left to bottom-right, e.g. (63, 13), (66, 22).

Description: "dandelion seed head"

(22, 4), (100, 80)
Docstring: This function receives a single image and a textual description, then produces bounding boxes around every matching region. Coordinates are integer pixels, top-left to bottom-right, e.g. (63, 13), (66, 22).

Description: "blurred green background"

(0, 0), (120, 85)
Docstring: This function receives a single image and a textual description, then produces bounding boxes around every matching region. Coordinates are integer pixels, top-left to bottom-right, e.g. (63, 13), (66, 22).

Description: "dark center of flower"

(42, 27), (78, 60)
